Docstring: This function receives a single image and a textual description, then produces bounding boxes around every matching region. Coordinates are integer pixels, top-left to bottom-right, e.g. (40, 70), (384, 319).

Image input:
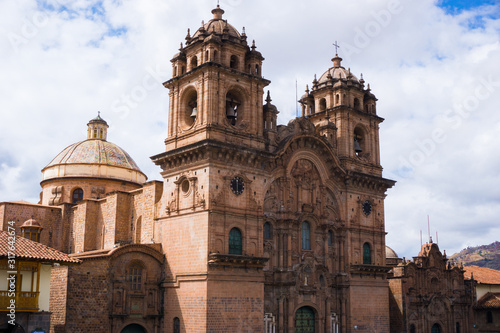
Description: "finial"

(266, 91), (272, 104)
(242, 27), (246, 35)
(98, 111), (101, 117)
(180, 42), (183, 50)
(360, 73), (363, 80)
(186, 28), (190, 38)
(212, 4), (224, 19)
(251, 40), (256, 51)
(333, 41), (340, 56)
(305, 84), (309, 93)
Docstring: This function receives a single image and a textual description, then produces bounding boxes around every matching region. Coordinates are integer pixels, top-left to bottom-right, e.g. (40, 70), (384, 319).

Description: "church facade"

(0, 5), (432, 333)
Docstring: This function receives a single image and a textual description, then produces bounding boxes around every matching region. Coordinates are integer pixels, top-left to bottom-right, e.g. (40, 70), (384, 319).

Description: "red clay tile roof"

(464, 265), (500, 285)
(477, 292), (500, 308)
(0, 231), (80, 264)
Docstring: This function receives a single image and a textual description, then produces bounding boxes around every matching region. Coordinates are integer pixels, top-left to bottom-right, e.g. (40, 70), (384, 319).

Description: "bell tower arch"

(299, 53), (382, 176)
(153, 6), (272, 332)
(164, 5), (270, 151)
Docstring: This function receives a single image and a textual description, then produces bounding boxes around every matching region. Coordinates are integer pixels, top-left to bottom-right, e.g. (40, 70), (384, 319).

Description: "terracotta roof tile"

(477, 292), (500, 308)
(0, 231), (80, 264)
(464, 265), (500, 285)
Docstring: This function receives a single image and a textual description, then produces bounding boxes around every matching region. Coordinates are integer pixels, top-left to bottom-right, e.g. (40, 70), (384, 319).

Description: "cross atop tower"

(333, 41), (340, 56)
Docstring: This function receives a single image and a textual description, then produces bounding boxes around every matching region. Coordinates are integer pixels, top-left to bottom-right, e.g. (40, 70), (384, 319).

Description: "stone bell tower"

(164, 5), (270, 152)
(152, 5), (271, 332)
(299, 53), (382, 176)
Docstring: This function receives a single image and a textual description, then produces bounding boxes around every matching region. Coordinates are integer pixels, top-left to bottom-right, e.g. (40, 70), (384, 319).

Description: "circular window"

(181, 179), (190, 193)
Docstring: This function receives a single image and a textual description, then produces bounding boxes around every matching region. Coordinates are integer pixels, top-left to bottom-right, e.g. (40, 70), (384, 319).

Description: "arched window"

(191, 56), (198, 69)
(255, 64), (260, 76)
(230, 55), (238, 69)
(264, 222), (272, 239)
(431, 323), (441, 333)
(354, 127), (365, 155)
(99, 129), (103, 139)
(174, 66), (178, 77)
(409, 324), (416, 333)
(173, 317), (180, 333)
(363, 242), (371, 265)
(319, 98), (327, 112)
(205, 50), (209, 62)
(335, 94), (340, 105)
(320, 275), (325, 288)
(301, 221), (311, 250)
(93, 127), (97, 138)
(354, 98), (360, 110)
(487, 310), (493, 323)
(121, 324), (146, 333)
(229, 228), (242, 255)
(431, 277), (439, 292)
(328, 230), (333, 246)
(213, 50), (218, 62)
(295, 306), (315, 332)
(225, 92), (240, 126)
(72, 188), (84, 204)
(128, 263), (142, 291)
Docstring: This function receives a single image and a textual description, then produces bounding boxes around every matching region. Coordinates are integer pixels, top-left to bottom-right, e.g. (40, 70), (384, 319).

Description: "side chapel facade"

(0, 5), (414, 333)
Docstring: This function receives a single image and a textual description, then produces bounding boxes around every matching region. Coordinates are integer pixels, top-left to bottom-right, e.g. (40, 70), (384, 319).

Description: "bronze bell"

(354, 138), (362, 153)
(226, 105), (236, 119)
(190, 107), (197, 119)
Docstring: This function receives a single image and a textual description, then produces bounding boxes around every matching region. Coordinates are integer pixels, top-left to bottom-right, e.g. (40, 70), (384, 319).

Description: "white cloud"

(0, 0), (498, 259)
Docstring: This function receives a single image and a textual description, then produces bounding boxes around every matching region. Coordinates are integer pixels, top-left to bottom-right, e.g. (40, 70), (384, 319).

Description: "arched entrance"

(295, 306), (315, 332)
(431, 323), (441, 333)
(121, 324), (146, 333)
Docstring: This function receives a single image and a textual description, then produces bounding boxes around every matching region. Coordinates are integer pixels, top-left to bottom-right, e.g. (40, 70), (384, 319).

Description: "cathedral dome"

(386, 246), (399, 259)
(41, 114), (147, 185)
(190, 6), (244, 42)
(318, 55), (359, 84)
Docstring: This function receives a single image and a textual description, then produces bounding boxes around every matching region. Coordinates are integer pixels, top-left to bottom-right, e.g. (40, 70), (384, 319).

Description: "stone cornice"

(151, 139), (274, 171)
(350, 264), (391, 276)
(208, 253), (268, 269)
(164, 62), (271, 88)
(345, 171), (395, 192)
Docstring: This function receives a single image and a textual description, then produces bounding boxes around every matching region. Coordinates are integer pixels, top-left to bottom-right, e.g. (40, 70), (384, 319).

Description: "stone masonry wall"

(50, 265), (69, 333)
(0, 202), (63, 250)
(64, 258), (110, 332)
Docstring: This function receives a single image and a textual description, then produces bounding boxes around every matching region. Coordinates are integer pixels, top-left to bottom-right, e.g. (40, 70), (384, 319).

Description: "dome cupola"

(40, 114), (147, 205)
(87, 111), (109, 140)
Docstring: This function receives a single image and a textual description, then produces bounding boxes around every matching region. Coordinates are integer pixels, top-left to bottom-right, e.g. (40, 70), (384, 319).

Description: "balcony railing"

(0, 290), (39, 312)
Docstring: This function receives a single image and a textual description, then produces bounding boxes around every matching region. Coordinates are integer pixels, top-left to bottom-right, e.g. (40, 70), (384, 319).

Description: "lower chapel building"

(0, 5), (480, 333)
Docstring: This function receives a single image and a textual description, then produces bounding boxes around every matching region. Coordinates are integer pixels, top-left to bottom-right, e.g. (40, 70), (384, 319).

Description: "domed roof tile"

(45, 139), (141, 171)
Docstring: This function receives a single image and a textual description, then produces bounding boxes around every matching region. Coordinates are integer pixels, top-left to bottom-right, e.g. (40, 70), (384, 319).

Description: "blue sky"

(438, 0), (497, 13)
(0, 0), (499, 259)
